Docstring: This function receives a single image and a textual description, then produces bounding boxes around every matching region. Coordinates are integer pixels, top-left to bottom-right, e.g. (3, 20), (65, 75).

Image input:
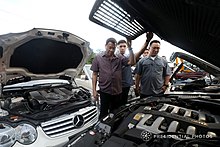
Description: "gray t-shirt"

(136, 56), (171, 95)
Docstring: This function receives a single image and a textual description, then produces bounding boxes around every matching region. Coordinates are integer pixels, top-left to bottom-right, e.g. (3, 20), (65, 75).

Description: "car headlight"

(0, 123), (16, 146)
(15, 124), (37, 145)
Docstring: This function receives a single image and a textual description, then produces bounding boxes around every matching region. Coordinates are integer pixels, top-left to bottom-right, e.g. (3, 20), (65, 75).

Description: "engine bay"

(0, 84), (92, 121)
(68, 96), (220, 147)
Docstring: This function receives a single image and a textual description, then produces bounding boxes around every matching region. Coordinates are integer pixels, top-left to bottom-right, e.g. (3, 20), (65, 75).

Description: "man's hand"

(134, 87), (140, 97)
(146, 32), (153, 42)
(126, 37), (132, 49)
(93, 90), (99, 101)
(162, 85), (168, 92)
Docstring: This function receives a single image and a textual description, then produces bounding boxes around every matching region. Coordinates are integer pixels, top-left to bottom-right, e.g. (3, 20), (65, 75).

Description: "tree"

(86, 52), (96, 64)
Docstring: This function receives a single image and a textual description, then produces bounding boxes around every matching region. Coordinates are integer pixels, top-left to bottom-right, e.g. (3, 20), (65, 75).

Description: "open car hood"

(89, 0), (220, 68)
(170, 52), (220, 78)
(0, 28), (92, 83)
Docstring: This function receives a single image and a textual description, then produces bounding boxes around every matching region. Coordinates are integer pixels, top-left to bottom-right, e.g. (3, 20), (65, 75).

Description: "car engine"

(68, 96), (220, 147)
(0, 82), (93, 121)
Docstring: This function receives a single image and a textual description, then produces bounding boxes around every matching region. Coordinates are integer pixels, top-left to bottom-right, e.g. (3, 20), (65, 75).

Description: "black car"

(65, 0), (220, 147)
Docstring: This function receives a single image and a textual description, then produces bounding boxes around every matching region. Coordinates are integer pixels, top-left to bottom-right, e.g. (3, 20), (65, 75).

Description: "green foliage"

(86, 52), (96, 64)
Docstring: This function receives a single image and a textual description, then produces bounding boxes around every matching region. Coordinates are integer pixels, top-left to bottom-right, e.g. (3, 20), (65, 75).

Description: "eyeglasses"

(119, 45), (126, 48)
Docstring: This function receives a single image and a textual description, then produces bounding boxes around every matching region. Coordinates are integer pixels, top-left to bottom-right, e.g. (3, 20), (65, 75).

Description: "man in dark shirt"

(117, 39), (134, 106)
(91, 38), (134, 119)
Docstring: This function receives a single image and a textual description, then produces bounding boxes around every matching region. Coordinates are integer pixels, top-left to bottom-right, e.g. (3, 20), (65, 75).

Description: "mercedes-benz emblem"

(72, 115), (84, 128)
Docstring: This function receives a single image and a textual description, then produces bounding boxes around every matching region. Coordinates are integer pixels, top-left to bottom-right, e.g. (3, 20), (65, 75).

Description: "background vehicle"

(75, 64), (94, 91)
(174, 57), (207, 80)
(65, 0), (220, 147)
(0, 28), (99, 147)
(168, 52), (220, 94)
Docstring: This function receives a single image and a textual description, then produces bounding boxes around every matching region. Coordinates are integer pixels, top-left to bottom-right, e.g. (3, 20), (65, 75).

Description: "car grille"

(41, 106), (98, 138)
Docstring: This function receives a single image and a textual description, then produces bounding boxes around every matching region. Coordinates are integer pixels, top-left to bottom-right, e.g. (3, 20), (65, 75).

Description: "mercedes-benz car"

(0, 28), (99, 147)
(64, 0), (220, 147)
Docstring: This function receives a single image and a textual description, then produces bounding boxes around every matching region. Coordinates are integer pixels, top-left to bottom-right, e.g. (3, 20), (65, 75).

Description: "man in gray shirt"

(135, 40), (171, 98)
(91, 38), (134, 119)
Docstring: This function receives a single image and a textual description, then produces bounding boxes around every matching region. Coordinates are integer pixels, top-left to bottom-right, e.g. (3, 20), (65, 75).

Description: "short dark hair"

(106, 37), (117, 45)
(149, 40), (160, 46)
(117, 39), (126, 45)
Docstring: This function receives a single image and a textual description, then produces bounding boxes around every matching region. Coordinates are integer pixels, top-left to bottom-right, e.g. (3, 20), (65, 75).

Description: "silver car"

(0, 28), (99, 147)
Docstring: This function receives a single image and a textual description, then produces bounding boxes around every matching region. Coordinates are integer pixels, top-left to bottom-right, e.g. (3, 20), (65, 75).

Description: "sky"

(0, 0), (185, 61)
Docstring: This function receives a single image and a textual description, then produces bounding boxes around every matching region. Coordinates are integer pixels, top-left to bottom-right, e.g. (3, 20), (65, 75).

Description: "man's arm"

(135, 32), (153, 61)
(126, 38), (135, 66)
(92, 71), (99, 100)
(135, 73), (141, 96)
(162, 75), (170, 92)
(164, 75), (170, 86)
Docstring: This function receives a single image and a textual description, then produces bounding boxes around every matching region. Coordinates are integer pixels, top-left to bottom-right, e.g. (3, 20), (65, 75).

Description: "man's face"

(117, 43), (127, 55)
(143, 49), (149, 57)
(149, 42), (160, 57)
(105, 42), (116, 56)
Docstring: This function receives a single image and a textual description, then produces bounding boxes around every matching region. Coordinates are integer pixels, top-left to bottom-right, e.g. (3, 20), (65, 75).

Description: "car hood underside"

(0, 28), (91, 83)
(89, 0), (220, 67)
